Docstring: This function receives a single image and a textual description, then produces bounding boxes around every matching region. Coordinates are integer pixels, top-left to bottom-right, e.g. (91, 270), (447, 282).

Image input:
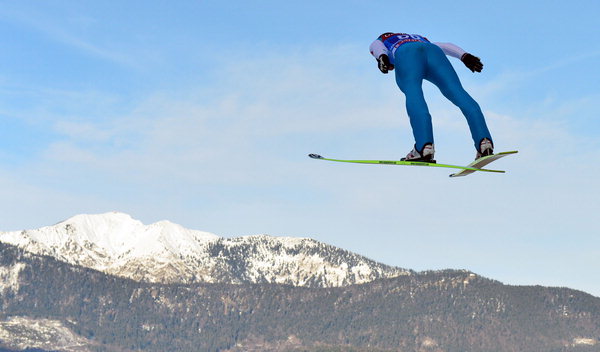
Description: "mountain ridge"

(0, 212), (409, 288)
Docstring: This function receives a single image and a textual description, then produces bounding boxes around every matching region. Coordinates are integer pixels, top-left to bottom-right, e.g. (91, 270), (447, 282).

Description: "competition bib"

(381, 33), (430, 52)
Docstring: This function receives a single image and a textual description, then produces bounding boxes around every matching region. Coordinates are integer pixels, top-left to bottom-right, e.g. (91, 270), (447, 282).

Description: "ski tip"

(308, 154), (323, 159)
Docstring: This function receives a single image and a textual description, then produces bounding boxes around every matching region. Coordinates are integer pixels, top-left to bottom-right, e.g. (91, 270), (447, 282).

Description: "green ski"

(449, 151), (518, 177)
(308, 154), (504, 173)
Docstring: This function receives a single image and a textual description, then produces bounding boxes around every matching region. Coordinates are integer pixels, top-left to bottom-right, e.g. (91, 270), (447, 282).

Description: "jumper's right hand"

(377, 54), (394, 74)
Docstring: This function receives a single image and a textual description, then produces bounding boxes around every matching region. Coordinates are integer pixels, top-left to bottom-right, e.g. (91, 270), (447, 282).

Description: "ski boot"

(401, 143), (435, 163)
(476, 138), (494, 160)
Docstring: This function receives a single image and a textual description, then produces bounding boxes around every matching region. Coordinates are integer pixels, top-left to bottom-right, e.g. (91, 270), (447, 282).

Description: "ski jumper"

(369, 33), (492, 152)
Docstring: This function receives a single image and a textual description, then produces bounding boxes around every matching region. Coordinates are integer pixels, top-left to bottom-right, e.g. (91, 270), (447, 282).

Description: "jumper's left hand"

(461, 53), (483, 73)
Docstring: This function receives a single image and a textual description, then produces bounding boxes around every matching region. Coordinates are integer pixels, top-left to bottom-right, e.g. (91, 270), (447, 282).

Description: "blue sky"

(1, 0), (599, 296)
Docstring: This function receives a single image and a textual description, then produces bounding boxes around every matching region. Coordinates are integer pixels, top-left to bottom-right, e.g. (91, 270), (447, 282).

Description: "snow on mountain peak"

(60, 212), (146, 255)
(0, 212), (408, 287)
(4, 211), (218, 258)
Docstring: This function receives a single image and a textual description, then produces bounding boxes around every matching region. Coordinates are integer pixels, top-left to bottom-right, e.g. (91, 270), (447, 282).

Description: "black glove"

(461, 53), (483, 73)
(377, 54), (394, 74)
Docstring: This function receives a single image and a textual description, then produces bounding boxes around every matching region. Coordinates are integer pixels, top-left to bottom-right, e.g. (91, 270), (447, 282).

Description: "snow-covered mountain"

(0, 212), (408, 287)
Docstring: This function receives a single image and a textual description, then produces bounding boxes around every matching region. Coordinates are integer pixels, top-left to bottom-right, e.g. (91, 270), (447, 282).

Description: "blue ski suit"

(370, 33), (492, 152)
